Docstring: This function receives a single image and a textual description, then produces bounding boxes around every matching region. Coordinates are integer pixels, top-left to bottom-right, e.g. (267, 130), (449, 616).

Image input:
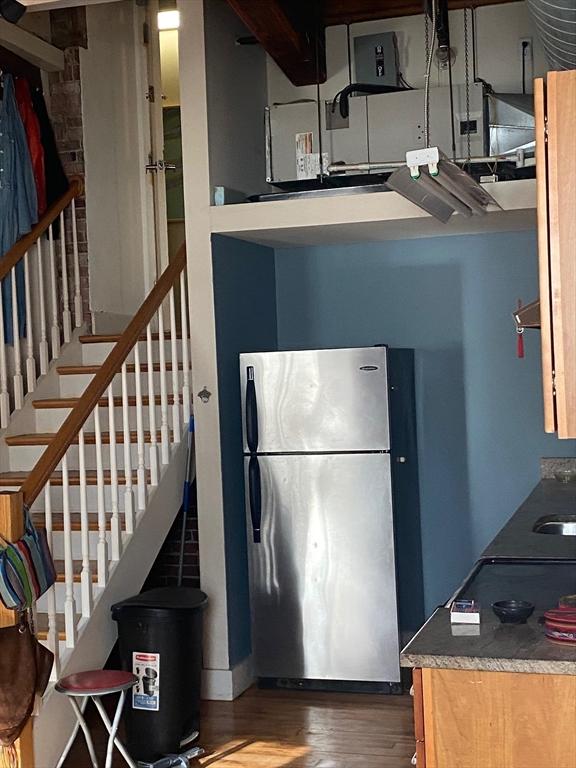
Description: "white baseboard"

(202, 656), (254, 701)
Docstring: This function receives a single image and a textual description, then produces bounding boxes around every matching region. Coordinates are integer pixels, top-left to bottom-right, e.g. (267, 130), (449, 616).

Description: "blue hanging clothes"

(0, 74), (38, 344)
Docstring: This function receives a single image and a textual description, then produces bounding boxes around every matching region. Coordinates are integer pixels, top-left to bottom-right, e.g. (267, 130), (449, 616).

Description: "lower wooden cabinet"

(412, 668), (427, 766)
(415, 667), (576, 768)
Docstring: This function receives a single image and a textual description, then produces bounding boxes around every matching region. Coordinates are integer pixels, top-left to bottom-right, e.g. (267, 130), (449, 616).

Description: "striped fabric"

(0, 506), (56, 610)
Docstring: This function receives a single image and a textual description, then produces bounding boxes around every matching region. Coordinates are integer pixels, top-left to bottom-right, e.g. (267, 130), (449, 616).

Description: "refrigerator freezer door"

(240, 347), (390, 454)
(245, 452), (400, 683)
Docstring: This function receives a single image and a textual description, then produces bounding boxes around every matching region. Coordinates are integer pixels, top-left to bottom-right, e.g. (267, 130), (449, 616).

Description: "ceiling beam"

(0, 18), (63, 71)
(324, 0), (518, 25)
(225, 0), (326, 86)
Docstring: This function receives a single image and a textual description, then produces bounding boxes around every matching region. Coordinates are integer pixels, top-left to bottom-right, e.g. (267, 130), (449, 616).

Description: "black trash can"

(111, 587), (208, 762)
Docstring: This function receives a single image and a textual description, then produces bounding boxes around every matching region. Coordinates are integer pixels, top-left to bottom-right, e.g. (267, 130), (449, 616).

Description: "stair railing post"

(78, 429), (93, 618)
(107, 385), (122, 560)
(43, 481), (60, 680)
(71, 198), (83, 328)
(157, 302), (170, 465)
(0, 284), (10, 428)
(0, 491), (35, 768)
(168, 287), (181, 445)
(61, 453), (77, 648)
(59, 211), (72, 343)
(180, 271), (191, 424)
(23, 250), (36, 393)
(134, 344), (147, 512)
(48, 224), (60, 360)
(36, 238), (50, 375)
(11, 265), (24, 410)
(121, 363), (135, 534)
(146, 324), (159, 486)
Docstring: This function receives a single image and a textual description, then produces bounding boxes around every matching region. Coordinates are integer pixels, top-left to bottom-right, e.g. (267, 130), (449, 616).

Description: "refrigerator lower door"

(240, 347), (390, 454)
(245, 452), (400, 683)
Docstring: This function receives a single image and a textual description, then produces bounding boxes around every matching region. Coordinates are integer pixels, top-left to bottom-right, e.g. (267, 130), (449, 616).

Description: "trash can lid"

(111, 587), (208, 618)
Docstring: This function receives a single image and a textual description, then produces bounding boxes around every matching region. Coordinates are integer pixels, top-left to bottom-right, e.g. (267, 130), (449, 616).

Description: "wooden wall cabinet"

(536, 70), (576, 439)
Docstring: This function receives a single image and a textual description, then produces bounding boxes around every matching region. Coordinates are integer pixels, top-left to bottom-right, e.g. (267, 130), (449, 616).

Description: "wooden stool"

(56, 670), (138, 768)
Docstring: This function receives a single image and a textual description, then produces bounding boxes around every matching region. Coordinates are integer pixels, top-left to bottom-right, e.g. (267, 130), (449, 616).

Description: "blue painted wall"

(212, 235), (277, 666)
(274, 231), (576, 612)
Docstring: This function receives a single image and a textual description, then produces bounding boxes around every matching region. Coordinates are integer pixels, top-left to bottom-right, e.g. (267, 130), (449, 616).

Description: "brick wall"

(144, 482), (201, 590)
(48, 10), (90, 321)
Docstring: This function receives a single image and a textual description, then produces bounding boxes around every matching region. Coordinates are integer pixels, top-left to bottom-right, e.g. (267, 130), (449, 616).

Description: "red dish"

(546, 626), (576, 640)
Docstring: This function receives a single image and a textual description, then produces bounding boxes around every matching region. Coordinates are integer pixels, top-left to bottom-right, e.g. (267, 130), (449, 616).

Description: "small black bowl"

(492, 600), (535, 625)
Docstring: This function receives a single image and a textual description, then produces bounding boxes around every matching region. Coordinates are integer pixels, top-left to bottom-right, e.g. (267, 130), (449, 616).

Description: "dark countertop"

(401, 479), (576, 673)
(481, 480), (576, 560)
(402, 607), (576, 675)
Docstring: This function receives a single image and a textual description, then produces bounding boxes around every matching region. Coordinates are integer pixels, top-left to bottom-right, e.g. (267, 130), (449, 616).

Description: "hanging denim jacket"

(0, 74), (38, 344)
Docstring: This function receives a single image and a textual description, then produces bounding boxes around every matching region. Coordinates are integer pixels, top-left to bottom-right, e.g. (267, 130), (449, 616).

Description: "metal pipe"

(527, 0), (576, 71)
(327, 152), (534, 174)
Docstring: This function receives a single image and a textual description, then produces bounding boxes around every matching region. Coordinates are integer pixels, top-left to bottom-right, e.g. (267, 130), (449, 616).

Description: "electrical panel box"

(265, 83), (487, 185)
(354, 32), (399, 87)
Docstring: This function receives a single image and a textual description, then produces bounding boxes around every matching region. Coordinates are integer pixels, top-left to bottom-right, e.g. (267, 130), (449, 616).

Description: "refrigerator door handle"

(248, 455), (262, 543)
(246, 366), (259, 453)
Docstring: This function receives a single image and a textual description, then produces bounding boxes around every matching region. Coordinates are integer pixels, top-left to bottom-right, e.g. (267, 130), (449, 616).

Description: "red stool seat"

(56, 670), (137, 697)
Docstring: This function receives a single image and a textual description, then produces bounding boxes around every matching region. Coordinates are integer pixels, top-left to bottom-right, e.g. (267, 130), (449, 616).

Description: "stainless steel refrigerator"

(240, 346), (422, 692)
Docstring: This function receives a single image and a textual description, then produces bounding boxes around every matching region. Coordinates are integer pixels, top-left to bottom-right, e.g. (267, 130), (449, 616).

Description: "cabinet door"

(412, 668), (427, 767)
(547, 70), (576, 438)
(534, 78), (556, 433)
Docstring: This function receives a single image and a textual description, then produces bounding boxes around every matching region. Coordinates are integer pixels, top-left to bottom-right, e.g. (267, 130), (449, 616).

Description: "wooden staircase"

(0, 209), (192, 765)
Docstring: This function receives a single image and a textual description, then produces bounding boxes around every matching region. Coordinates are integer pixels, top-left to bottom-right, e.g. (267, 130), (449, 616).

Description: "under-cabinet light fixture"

(158, 10), (180, 30)
(387, 147), (499, 223)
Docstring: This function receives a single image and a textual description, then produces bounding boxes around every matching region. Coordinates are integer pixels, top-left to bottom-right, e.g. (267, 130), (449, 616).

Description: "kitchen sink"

(533, 515), (576, 535)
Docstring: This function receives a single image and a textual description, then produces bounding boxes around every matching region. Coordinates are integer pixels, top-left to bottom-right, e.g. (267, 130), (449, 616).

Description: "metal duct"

(527, 0), (576, 71)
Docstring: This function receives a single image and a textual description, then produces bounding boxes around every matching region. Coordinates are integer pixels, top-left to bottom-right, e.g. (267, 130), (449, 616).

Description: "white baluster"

(121, 363), (135, 534)
(0, 285), (10, 427)
(44, 481), (60, 679)
(158, 304), (170, 465)
(60, 211), (72, 343)
(36, 238), (49, 375)
(108, 385), (122, 560)
(94, 404), (108, 586)
(11, 266), (24, 410)
(24, 250), (36, 393)
(180, 270), (191, 424)
(169, 287), (181, 444)
(71, 198), (82, 328)
(134, 344), (147, 511)
(61, 453), (77, 648)
(78, 428), (93, 618)
(48, 224), (60, 359)
(146, 324), (159, 486)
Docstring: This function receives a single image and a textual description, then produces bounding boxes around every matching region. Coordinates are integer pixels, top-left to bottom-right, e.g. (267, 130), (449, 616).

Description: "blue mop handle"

(182, 416), (195, 511)
(177, 417), (195, 588)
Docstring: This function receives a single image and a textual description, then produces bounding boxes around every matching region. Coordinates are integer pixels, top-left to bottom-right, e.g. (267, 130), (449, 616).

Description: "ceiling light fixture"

(387, 147), (500, 223)
(0, 0), (26, 24)
(158, 9), (180, 31)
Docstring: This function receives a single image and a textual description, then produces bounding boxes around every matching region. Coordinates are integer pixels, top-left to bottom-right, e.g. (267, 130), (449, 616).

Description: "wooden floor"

(60, 687), (416, 767)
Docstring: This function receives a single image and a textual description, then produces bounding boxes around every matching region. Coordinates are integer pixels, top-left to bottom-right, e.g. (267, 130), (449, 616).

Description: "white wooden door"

(145, 0), (171, 278)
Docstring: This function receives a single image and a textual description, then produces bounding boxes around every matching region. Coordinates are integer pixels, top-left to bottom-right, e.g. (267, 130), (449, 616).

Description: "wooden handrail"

(0, 177), (83, 282)
(21, 244), (187, 506)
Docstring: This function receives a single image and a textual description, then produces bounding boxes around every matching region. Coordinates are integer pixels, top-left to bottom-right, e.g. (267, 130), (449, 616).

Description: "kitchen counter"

(482, 479), (576, 560)
(402, 607), (576, 675)
(401, 478), (576, 674)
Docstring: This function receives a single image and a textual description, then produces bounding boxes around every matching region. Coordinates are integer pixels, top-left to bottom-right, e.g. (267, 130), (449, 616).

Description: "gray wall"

(205, 0), (268, 199)
(274, 231), (576, 612)
(212, 235), (277, 666)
